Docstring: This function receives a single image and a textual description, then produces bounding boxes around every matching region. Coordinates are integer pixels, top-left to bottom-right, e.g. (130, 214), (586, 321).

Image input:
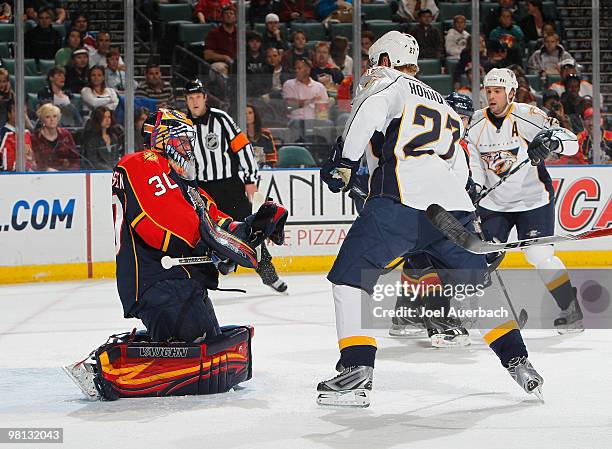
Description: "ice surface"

(1, 273), (612, 449)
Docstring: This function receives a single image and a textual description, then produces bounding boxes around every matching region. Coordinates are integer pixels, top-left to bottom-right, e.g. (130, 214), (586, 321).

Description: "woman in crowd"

(80, 66), (119, 116)
(30, 103), (79, 171)
(0, 67), (14, 127)
(55, 29), (82, 67)
(80, 106), (123, 170)
(246, 103), (277, 168)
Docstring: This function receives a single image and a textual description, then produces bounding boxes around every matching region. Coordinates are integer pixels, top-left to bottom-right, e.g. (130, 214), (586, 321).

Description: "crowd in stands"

(0, 0), (610, 171)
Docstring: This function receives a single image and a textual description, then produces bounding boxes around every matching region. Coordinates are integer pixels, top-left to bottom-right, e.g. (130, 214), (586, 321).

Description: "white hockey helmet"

(483, 68), (518, 103)
(368, 31), (419, 71)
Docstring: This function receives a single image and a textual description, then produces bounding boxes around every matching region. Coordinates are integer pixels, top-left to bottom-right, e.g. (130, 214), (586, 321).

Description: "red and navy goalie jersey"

(112, 151), (231, 318)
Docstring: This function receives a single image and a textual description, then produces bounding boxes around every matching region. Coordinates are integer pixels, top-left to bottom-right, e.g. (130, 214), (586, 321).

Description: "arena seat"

(362, 4), (393, 22)
(277, 146), (317, 168)
(0, 24), (14, 42)
(178, 23), (216, 45)
(38, 59), (56, 75)
(1, 59), (38, 76)
(420, 74), (453, 96)
(438, 2), (472, 22)
(0, 42), (11, 59)
(418, 59), (442, 75)
(329, 23), (352, 41)
(366, 21), (400, 40)
(158, 3), (193, 24)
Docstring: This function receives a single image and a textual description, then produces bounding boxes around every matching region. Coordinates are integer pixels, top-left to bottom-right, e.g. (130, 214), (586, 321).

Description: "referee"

(185, 79), (287, 293)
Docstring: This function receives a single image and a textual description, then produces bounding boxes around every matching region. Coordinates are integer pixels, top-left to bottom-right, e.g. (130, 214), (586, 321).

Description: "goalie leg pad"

(93, 325), (254, 400)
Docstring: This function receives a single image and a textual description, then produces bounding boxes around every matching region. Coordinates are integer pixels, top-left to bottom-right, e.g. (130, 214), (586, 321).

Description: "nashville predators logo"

(142, 151), (158, 162)
(481, 148), (519, 176)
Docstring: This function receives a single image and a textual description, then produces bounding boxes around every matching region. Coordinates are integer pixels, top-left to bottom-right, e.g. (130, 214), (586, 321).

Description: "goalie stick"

(427, 203), (612, 254)
(161, 255), (213, 269)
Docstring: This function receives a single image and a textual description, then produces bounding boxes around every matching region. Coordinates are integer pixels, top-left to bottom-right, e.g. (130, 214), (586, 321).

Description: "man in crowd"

(409, 9), (443, 60)
(135, 62), (175, 107)
(65, 48), (90, 94)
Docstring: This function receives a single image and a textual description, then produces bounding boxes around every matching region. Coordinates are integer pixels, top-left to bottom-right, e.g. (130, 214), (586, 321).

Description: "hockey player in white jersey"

(467, 68), (583, 334)
(317, 32), (543, 407)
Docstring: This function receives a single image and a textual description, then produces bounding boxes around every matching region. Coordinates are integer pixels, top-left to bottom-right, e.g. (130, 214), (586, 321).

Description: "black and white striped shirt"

(190, 107), (259, 184)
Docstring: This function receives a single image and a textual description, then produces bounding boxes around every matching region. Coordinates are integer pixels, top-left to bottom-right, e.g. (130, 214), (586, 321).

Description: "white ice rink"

(1, 273), (612, 449)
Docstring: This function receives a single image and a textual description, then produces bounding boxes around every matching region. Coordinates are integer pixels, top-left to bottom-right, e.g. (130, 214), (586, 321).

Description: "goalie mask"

(142, 108), (196, 180)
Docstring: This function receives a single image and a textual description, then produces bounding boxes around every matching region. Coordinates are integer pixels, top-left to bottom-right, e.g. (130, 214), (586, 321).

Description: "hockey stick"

(472, 215), (528, 329)
(161, 255), (213, 269)
(473, 158), (531, 206)
(427, 203), (612, 254)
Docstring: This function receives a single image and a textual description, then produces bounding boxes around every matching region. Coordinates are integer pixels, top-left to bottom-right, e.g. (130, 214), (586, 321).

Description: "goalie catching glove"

(198, 200), (288, 270)
(527, 128), (562, 165)
(320, 137), (360, 193)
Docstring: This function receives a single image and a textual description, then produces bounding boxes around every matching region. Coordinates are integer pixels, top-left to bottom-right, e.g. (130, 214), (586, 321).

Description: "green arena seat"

(178, 23), (216, 44)
(1, 58), (38, 76)
(158, 3), (193, 24)
(420, 74), (453, 96)
(277, 146), (317, 168)
(362, 4), (393, 21)
(438, 2), (472, 22)
(418, 59), (442, 75)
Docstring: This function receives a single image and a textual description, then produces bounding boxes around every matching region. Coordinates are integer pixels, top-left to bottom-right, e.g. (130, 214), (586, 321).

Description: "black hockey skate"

(316, 365), (373, 407)
(554, 292), (584, 335)
(388, 294), (426, 337)
(506, 356), (544, 401)
(423, 315), (470, 348)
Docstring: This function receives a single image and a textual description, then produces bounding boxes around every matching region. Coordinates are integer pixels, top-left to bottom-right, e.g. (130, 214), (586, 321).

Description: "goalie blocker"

(65, 325), (253, 401)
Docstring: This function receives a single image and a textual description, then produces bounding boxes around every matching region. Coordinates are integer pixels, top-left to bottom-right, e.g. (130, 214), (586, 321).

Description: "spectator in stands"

(445, 14), (470, 60)
(262, 13), (288, 52)
(80, 106), (123, 170)
(65, 48), (90, 94)
(331, 36), (353, 77)
(246, 103), (277, 168)
(281, 30), (312, 73)
(361, 31), (374, 56)
(282, 56), (329, 121)
(410, 9), (443, 60)
(89, 32), (124, 68)
(489, 8), (524, 66)
(577, 108), (612, 164)
(316, 0), (352, 23)
(394, 0), (438, 23)
(519, 0), (550, 42)
(0, 2), (12, 23)
(37, 66), (83, 127)
(105, 48), (134, 93)
(550, 59), (597, 100)
(30, 103), (79, 171)
(24, 0), (66, 24)
(55, 29), (82, 67)
(527, 33), (573, 77)
(515, 73), (537, 106)
(483, 40), (510, 72)
(204, 5), (237, 78)
(261, 47), (291, 100)
(274, 0), (316, 23)
(542, 89), (573, 130)
(457, 63), (486, 108)
(135, 62), (174, 107)
(24, 7), (63, 60)
(70, 12), (96, 52)
(483, 0), (519, 37)
(0, 68), (13, 127)
(248, 0), (273, 25)
(134, 107), (149, 152)
(195, 0), (232, 24)
(0, 99), (35, 171)
(310, 41), (344, 92)
(81, 65), (119, 115)
(453, 34), (489, 88)
(247, 31), (267, 75)
(560, 73), (585, 121)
